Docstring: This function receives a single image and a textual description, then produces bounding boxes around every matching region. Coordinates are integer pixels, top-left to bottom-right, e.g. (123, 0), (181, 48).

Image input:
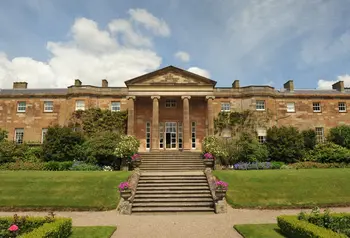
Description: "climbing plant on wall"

(69, 108), (128, 136)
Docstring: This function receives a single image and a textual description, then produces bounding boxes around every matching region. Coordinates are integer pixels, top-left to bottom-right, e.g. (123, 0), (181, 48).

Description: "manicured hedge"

(277, 215), (347, 238)
(20, 218), (72, 238)
(0, 216), (47, 237)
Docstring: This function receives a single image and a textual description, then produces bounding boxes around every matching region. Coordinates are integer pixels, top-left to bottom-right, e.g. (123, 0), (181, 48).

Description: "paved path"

(1, 206), (350, 238)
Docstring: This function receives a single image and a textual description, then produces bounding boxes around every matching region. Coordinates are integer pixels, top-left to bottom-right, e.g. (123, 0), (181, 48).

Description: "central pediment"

(124, 66), (216, 87)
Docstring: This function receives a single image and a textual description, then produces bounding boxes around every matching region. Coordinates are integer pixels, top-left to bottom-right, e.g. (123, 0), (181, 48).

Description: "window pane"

(44, 101), (53, 112)
(15, 128), (24, 144)
(256, 100), (265, 110)
(111, 102), (120, 112)
(17, 102), (26, 112)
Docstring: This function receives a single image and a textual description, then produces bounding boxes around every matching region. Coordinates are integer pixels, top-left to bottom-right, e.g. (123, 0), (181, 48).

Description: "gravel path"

(1, 206), (350, 238)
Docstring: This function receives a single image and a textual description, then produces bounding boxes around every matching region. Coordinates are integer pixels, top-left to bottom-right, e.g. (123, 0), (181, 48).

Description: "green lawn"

(0, 171), (130, 211)
(214, 169), (350, 208)
(234, 224), (284, 238)
(70, 226), (116, 238)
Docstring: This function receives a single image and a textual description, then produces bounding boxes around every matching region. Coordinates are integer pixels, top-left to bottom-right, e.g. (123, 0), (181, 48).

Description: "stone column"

(182, 96), (191, 150)
(126, 96), (136, 136)
(151, 96), (160, 151)
(206, 96), (215, 136)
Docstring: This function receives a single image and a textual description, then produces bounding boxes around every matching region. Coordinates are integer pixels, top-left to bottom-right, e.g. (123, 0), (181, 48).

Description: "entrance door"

(165, 122), (177, 149)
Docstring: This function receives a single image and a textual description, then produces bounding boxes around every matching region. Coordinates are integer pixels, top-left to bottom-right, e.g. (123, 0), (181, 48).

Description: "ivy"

(69, 108), (127, 136)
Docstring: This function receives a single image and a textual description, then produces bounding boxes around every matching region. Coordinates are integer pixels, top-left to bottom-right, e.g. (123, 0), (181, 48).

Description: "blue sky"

(0, 0), (350, 89)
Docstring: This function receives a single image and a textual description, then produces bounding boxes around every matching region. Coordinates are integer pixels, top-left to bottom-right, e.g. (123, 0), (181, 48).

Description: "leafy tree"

(0, 129), (8, 142)
(303, 142), (350, 163)
(236, 133), (268, 162)
(83, 131), (121, 165)
(302, 129), (317, 150)
(0, 141), (28, 163)
(114, 135), (140, 159)
(266, 126), (304, 163)
(69, 108), (127, 136)
(327, 125), (350, 149)
(42, 125), (85, 162)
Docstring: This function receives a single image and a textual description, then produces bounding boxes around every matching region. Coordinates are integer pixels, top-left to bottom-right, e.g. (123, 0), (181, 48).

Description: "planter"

(120, 189), (132, 200)
(203, 159), (215, 168)
(132, 158), (142, 168)
(215, 189), (227, 200)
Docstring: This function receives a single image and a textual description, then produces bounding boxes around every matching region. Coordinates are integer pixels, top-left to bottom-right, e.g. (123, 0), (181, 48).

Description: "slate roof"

(0, 88), (68, 95)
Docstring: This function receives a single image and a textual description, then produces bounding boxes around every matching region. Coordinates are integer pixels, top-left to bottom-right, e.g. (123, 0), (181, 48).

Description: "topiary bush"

(303, 142), (350, 163)
(266, 126), (304, 163)
(328, 125), (350, 149)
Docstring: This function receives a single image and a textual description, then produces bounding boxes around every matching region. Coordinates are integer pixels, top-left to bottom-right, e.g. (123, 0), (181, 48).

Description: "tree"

(236, 133), (268, 162)
(42, 125), (85, 162)
(327, 125), (350, 149)
(302, 129), (317, 150)
(69, 108), (127, 136)
(266, 126), (304, 163)
(0, 129), (8, 142)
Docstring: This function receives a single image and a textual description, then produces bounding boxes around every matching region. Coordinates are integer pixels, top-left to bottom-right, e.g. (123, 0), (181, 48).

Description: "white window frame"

(165, 99), (177, 108)
(256, 100), (265, 111)
(313, 102), (321, 112)
(17, 101), (26, 113)
(315, 127), (325, 143)
(338, 102), (347, 112)
(41, 128), (48, 143)
(14, 128), (24, 144)
(75, 100), (85, 111)
(286, 102), (295, 112)
(257, 128), (267, 144)
(111, 101), (121, 112)
(221, 103), (231, 112)
(44, 101), (53, 112)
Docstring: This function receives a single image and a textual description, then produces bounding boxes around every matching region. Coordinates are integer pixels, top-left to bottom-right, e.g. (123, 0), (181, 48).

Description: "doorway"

(165, 122), (177, 149)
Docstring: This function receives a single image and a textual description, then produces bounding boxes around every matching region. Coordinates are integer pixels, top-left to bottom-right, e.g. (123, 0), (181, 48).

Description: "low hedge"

(277, 215), (347, 238)
(0, 161), (101, 171)
(0, 216), (47, 237)
(286, 162), (350, 169)
(20, 218), (72, 238)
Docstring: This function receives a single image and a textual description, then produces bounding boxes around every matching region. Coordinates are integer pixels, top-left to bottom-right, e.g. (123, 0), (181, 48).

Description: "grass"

(234, 224), (284, 238)
(0, 171), (130, 211)
(70, 226), (117, 238)
(214, 168), (350, 208)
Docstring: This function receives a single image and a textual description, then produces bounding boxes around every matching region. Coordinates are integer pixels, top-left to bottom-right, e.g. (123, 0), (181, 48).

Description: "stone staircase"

(138, 152), (205, 171)
(131, 152), (214, 214)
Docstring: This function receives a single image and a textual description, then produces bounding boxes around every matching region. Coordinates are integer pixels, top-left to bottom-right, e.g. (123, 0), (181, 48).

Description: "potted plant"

(131, 153), (142, 168)
(215, 180), (228, 200)
(118, 182), (131, 200)
(203, 152), (215, 168)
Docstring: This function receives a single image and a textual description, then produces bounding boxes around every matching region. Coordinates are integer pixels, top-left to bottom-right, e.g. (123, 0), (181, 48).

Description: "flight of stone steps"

(132, 172), (214, 213)
(138, 152), (205, 171)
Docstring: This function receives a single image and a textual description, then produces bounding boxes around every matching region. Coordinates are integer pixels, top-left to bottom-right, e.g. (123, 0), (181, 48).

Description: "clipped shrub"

(288, 162), (350, 169)
(303, 142), (350, 163)
(302, 129), (317, 150)
(0, 161), (46, 170)
(328, 125), (350, 149)
(23, 146), (43, 162)
(70, 161), (101, 171)
(236, 133), (268, 162)
(202, 136), (229, 165)
(266, 126), (304, 163)
(42, 125), (85, 162)
(114, 135), (140, 159)
(20, 218), (72, 238)
(0, 215), (50, 237)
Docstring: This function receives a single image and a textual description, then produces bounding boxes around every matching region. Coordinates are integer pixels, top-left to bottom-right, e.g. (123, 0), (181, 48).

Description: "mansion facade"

(0, 66), (349, 152)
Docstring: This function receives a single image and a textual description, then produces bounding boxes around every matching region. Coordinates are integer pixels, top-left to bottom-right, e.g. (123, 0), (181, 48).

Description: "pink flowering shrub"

(131, 153), (141, 161)
(216, 181), (228, 190)
(203, 152), (214, 160)
(118, 182), (130, 191)
(8, 224), (19, 232)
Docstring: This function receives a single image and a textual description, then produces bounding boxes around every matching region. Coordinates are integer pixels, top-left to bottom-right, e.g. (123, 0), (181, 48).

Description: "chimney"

(13, 82), (28, 89)
(283, 80), (294, 92)
(332, 81), (344, 92)
(232, 80), (240, 89)
(75, 79), (82, 86)
(102, 79), (108, 87)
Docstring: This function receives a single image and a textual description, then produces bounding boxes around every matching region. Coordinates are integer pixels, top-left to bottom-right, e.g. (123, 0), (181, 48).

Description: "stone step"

(138, 179), (207, 183)
(133, 198), (213, 202)
(136, 186), (209, 190)
(134, 194), (212, 198)
(141, 160), (203, 163)
(140, 168), (205, 171)
(137, 183), (209, 187)
(132, 202), (213, 207)
(135, 190), (211, 194)
(132, 207), (214, 213)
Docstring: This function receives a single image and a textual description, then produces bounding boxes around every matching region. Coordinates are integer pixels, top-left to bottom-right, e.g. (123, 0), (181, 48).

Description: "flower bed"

(233, 161), (284, 170)
(277, 209), (350, 237)
(0, 214), (72, 238)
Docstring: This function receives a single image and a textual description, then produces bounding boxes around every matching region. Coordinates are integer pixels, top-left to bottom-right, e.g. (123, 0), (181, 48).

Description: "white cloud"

(0, 9), (165, 89)
(317, 74), (350, 89)
(174, 51), (190, 62)
(128, 8), (170, 37)
(188, 67), (210, 78)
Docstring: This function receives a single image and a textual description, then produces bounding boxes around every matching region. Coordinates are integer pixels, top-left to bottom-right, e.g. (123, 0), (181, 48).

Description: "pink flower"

(118, 182), (130, 191)
(8, 224), (19, 232)
(203, 153), (214, 160)
(216, 181), (228, 190)
(131, 153), (140, 161)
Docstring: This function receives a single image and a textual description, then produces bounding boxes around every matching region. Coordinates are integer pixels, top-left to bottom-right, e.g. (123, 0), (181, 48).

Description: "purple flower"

(118, 182), (130, 191)
(216, 180), (228, 190)
(203, 152), (214, 159)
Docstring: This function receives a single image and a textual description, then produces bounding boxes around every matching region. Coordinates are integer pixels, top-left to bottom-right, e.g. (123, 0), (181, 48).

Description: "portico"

(124, 66), (216, 152)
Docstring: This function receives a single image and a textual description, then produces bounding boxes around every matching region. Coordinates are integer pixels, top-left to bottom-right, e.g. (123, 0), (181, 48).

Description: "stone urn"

(215, 189), (227, 201)
(203, 158), (215, 168)
(132, 158), (142, 168)
(120, 189), (132, 200)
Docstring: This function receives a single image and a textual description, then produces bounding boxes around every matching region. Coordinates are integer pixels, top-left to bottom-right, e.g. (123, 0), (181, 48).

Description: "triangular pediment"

(124, 66), (216, 87)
